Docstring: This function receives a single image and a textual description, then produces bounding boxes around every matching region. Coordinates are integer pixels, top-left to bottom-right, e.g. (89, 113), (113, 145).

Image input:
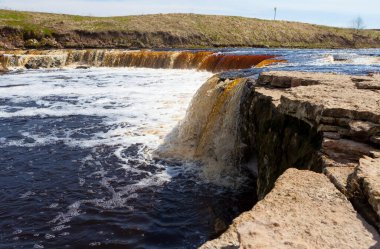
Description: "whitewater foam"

(0, 68), (212, 149)
(1, 67), (213, 233)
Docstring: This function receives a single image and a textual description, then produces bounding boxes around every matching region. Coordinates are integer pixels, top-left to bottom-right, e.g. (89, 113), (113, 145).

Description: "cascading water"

(156, 77), (254, 186)
(0, 50), (278, 72)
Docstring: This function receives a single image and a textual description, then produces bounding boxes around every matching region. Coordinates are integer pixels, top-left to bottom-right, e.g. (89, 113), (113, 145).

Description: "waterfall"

(156, 76), (255, 186)
(198, 54), (276, 72)
(0, 49), (287, 187)
(0, 50), (279, 72)
(1, 51), (68, 69)
(0, 49), (283, 185)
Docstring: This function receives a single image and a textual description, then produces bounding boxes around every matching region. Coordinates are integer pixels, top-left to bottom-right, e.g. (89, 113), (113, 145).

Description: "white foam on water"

(0, 68), (212, 149)
(1, 67), (212, 236)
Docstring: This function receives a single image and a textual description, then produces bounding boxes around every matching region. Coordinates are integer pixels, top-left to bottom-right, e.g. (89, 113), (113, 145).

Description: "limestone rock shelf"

(200, 71), (380, 248)
(201, 169), (380, 249)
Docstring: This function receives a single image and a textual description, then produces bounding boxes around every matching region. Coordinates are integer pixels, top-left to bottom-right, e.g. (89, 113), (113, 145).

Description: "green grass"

(0, 9), (379, 48)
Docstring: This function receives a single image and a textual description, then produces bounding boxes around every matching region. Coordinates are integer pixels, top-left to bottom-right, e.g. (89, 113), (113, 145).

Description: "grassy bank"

(0, 9), (380, 49)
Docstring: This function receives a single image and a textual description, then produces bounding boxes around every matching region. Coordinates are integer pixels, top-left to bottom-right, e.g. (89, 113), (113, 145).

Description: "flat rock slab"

(256, 71), (380, 124)
(200, 169), (380, 249)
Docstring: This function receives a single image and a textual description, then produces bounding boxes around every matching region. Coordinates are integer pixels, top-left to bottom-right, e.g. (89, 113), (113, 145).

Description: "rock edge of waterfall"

(200, 71), (380, 248)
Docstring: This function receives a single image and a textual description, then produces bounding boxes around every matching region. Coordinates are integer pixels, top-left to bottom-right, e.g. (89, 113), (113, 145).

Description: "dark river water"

(0, 68), (256, 249)
(1, 48), (380, 248)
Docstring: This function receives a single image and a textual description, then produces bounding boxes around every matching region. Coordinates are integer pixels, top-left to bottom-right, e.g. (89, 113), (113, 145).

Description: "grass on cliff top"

(0, 9), (380, 48)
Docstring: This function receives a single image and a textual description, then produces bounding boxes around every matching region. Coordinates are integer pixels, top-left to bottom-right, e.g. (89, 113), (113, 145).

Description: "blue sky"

(0, 0), (379, 28)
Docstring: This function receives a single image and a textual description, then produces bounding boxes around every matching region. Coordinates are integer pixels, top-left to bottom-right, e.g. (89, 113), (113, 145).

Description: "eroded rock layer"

(255, 72), (380, 196)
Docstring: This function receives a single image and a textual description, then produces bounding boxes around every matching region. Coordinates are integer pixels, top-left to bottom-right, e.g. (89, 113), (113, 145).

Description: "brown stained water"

(1, 50), (277, 72)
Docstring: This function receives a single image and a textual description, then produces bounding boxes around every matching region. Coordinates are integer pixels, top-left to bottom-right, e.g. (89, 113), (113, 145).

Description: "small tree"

(352, 16), (365, 32)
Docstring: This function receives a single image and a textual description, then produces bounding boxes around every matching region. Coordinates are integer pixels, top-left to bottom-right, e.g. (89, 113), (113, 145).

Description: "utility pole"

(274, 7), (277, 21)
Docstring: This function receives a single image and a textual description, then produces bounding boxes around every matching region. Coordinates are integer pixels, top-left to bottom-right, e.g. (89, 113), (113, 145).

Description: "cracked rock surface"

(201, 169), (380, 249)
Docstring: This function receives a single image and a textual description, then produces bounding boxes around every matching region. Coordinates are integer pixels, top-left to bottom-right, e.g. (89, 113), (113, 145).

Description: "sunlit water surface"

(222, 48), (380, 74)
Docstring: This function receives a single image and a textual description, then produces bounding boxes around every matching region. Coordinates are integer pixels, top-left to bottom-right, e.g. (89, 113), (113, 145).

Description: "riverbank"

(200, 71), (380, 248)
(1, 10), (380, 49)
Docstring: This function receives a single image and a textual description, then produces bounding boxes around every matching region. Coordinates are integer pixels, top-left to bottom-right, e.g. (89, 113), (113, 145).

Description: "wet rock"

(200, 169), (380, 249)
(76, 65), (90, 69)
(333, 54), (351, 61)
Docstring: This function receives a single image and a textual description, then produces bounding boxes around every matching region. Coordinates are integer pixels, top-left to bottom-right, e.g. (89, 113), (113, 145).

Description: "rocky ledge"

(201, 169), (379, 249)
(201, 71), (380, 248)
